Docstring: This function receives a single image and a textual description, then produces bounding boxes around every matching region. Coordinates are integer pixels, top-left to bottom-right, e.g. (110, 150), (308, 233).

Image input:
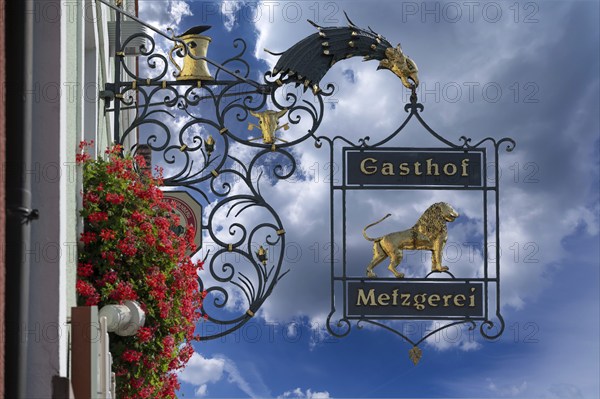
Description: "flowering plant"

(76, 142), (205, 398)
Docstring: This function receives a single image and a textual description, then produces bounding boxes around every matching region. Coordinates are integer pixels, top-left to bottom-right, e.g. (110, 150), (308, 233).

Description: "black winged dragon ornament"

(266, 13), (419, 94)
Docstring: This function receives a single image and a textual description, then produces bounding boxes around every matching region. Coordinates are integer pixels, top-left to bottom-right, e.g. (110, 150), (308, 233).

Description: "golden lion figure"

(363, 202), (459, 278)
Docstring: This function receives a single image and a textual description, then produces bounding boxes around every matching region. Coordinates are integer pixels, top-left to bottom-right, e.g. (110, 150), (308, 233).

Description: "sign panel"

(347, 281), (484, 318)
(345, 149), (483, 187)
(162, 191), (202, 256)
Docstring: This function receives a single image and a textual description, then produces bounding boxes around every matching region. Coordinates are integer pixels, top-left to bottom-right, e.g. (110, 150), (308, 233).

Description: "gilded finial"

(256, 246), (268, 265)
(409, 346), (422, 365)
(204, 135), (215, 155)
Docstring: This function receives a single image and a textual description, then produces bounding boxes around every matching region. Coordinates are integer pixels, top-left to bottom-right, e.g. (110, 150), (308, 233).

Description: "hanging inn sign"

(99, 1), (515, 364)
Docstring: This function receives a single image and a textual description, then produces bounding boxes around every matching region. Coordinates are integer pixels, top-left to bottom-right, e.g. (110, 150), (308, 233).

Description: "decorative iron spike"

(307, 19), (322, 30)
(264, 48), (283, 56)
(303, 80), (310, 88)
(344, 11), (358, 27)
(312, 85), (321, 94)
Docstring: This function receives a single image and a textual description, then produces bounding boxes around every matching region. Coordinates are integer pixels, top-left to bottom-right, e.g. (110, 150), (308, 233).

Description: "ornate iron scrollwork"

(99, 0), (513, 350)
(99, 0), (337, 339)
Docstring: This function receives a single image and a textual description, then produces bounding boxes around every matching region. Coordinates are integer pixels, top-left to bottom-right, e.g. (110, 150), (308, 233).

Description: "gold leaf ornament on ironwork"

(247, 109), (289, 144)
(363, 202), (459, 279)
(256, 245), (268, 265)
(204, 135), (215, 155)
(377, 44), (419, 89)
(408, 346), (422, 365)
(168, 26), (214, 82)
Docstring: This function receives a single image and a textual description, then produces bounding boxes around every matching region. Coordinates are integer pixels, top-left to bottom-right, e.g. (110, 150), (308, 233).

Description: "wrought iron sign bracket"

(97, 0), (515, 360)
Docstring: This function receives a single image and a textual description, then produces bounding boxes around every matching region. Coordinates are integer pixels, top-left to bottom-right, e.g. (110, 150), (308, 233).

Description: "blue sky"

(137, 1), (599, 398)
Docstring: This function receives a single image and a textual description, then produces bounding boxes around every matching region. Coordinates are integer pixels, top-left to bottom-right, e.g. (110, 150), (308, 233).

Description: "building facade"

(3, 1), (138, 397)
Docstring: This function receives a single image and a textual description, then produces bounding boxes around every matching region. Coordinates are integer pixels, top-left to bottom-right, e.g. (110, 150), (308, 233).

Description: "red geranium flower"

(122, 349), (142, 363)
(105, 192), (125, 205)
(99, 228), (116, 241)
(77, 143), (203, 398)
(77, 262), (94, 277)
(80, 231), (97, 245)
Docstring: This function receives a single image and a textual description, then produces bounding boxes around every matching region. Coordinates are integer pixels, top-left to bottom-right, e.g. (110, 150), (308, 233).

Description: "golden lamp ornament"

(248, 109), (289, 144)
(204, 135), (215, 155)
(169, 25), (214, 82)
(256, 246), (268, 266)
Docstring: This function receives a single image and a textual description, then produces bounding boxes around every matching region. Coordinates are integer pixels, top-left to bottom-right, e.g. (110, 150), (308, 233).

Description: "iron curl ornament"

(98, 0), (514, 358)
(99, 0), (337, 339)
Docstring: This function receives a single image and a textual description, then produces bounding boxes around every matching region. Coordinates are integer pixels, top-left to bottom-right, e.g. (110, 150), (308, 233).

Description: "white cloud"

(222, 357), (264, 398)
(253, 1), (315, 68)
(286, 322), (298, 338)
(136, 0), (197, 83)
(248, 0), (600, 326)
(279, 387), (331, 399)
(130, 2), (600, 397)
(487, 378), (528, 397)
(423, 321), (483, 352)
(194, 384), (208, 397)
(545, 383), (585, 399)
(178, 353), (225, 387)
(168, 0), (193, 25)
(221, 1), (244, 32)
(140, 0), (598, 385)
(138, 0), (193, 32)
(179, 352), (269, 398)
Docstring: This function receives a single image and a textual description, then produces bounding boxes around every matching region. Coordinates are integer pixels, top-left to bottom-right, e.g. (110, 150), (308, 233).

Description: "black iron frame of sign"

(323, 93), (515, 352)
(98, 0), (515, 348)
